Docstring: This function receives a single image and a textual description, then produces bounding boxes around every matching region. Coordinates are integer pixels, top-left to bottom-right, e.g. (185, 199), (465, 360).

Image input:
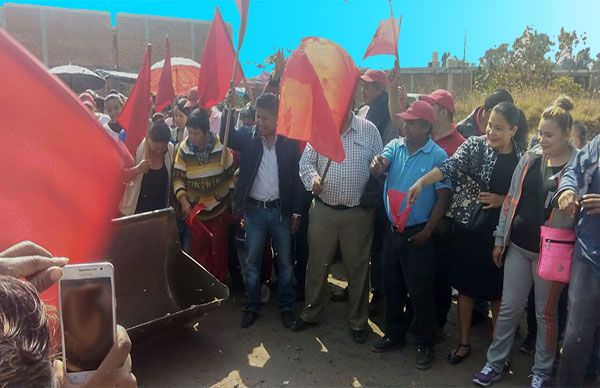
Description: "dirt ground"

(131, 263), (575, 388)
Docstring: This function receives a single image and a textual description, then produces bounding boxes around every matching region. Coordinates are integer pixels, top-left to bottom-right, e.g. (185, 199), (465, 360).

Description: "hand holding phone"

(53, 325), (136, 388)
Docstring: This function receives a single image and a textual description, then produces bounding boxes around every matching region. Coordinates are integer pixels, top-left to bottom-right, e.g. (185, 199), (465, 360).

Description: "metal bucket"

(105, 208), (229, 339)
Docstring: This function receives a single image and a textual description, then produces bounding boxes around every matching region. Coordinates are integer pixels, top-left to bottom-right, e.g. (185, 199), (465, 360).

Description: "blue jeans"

(557, 254), (600, 386)
(243, 203), (295, 313)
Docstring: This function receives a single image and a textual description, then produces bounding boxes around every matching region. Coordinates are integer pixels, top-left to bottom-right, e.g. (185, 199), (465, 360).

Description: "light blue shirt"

(382, 137), (451, 227)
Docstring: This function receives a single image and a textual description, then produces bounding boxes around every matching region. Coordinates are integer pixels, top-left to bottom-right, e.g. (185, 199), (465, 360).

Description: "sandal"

(448, 343), (471, 365)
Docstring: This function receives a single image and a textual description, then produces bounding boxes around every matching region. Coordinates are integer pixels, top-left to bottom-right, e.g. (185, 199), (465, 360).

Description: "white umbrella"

(49, 64), (105, 93)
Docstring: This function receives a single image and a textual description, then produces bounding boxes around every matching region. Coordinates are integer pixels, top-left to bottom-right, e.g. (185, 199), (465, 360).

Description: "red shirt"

(434, 127), (465, 156)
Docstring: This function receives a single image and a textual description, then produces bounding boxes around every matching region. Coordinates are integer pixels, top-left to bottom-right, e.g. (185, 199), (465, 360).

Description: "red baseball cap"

(360, 69), (388, 88)
(184, 86), (199, 109)
(397, 100), (435, 125)
(420, 89), (455, 113)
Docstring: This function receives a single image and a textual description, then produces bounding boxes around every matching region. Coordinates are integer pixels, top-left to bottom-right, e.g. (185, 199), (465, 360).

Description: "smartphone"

(58, 263), (116, 384)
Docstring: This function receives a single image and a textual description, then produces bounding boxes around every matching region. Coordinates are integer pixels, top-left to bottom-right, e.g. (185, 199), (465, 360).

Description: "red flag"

(234, 0), (249, 50)
(155, 38), (175, 112)
(196, 7), (244, 110)
(387, 190), (412, 233)
(277, 37), (359, 163)
(0, 29), (123, 266)
(363, 16), (400, 60)
(118, 44), (152, 154)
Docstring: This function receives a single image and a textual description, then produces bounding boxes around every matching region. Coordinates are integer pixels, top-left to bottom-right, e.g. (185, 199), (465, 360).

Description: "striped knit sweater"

(173, 135), (235, 221)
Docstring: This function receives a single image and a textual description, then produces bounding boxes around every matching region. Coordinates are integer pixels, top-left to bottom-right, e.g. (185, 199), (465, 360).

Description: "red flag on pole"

(155, 38), (175, 112)
(0, 28), (123, 265)
(196, 7), (244, 110)
(234, 0), (249, 50)
(277, 37), (359, 163)
(118, 44), (152, 154)
(363, 16), (400, 59)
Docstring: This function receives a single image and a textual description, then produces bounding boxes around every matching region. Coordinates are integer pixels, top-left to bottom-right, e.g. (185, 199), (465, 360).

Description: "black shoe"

(368, 293), (384, 316)
(330, 286), (349, 302)
(281, 310), (296, 328)
(290, 317), (318, 332)
(447, 343), (471, 365)
(416, 346), (434, 370)
(519, 334), (536, 355)
(371, 335), (406, 353)
(241, 310), (257, 328)
(351, 329), (369, 344)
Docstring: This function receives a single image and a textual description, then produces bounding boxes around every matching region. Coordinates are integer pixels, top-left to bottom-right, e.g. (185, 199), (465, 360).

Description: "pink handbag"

(537, 225), (575, 283)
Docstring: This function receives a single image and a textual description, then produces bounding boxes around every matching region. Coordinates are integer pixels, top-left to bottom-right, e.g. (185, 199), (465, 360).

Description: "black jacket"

(220, 111), (304, 216)
(456, 106), (483, 138)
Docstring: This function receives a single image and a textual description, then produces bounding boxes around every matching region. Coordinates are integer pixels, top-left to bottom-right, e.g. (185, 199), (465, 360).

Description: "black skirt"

(450, 222), (503, 301)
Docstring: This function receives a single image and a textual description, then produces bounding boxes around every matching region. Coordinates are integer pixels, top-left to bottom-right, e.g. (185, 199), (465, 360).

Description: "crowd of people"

(2, 52), (600, 388)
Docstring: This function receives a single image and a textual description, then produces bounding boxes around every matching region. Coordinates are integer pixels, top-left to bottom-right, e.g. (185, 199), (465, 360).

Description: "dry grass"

(455, 90), (600, 139)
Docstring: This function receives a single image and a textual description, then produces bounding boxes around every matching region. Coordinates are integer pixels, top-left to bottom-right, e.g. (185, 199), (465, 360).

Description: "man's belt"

(315, 196), (357, 211)
(247, 197), (280, 209)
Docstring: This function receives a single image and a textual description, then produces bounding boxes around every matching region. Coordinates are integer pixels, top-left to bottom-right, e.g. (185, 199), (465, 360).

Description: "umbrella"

(151, 57), (200, 96)
(49, 64), (105, 93)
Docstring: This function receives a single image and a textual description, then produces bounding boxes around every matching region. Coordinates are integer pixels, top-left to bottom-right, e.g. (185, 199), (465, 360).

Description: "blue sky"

(3, 0), (600, 76)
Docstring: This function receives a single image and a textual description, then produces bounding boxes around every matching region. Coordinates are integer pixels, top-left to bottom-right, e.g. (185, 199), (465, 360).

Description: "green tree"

(476, 27), (553, 91)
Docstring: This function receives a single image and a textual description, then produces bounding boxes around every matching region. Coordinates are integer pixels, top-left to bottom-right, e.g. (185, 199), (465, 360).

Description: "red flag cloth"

(234, 0), (249, 50)
(363, 16), (400, 59)
(0, 29), (124, 268)
(387, 190), (412, 233)
(155, 38), (175, 112)
(118, 45), (152, 154)
(196, 7), (244, 110)
(277, 37), (359, 163)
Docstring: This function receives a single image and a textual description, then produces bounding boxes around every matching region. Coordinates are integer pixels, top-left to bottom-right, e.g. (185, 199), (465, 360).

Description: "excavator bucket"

(105, 208), (229, 340)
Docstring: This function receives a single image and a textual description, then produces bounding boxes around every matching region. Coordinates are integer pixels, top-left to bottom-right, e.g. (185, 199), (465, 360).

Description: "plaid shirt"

(299, 114), (383, 207)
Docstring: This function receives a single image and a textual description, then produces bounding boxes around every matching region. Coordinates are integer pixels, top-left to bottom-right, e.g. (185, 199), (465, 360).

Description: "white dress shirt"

(249, 136), (280, 202)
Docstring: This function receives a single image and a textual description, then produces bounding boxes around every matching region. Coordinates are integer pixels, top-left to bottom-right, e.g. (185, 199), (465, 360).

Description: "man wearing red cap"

(356, 69), (399, 316)
(420, 89), (465, 156)
(420, 89), (465, 338)
(370, 100), (451, 370)
(359, 69), (398, 145)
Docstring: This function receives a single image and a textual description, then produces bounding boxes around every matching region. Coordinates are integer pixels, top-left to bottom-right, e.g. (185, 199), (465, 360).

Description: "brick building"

(0, 3), (213, 94)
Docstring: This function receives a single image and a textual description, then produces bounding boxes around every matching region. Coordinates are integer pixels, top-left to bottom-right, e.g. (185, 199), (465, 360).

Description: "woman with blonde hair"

(472, 97), (578, 388)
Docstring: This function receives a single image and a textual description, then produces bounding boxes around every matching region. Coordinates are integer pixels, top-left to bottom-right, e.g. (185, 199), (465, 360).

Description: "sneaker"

(529, 374), (546, 388)
(519, 334), (536, 355)
(241, 310), (258, 328)
(416, 346), (433, 370)
(260, 284), (271, 304)
(371, 335), (406, 353)
(473, 365), (501, 387)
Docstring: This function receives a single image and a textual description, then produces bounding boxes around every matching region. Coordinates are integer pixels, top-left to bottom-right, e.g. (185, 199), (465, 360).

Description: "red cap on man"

(184, 86), (199, 109)
(360, 69), (388, 88)
(420, 89), (455, 113)
(397, 100), (435, 125)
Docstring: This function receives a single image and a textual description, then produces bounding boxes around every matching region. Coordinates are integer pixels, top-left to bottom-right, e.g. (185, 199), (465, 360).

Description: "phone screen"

(60, 277), (114, 373)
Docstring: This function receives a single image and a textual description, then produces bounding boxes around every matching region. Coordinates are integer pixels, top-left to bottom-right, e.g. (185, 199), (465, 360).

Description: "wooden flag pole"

(221, 32), (243, 165)
(221, 1), (249, 166)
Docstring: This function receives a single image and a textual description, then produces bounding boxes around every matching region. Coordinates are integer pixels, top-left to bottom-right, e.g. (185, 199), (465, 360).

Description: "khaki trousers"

(300, 199), (375, 330)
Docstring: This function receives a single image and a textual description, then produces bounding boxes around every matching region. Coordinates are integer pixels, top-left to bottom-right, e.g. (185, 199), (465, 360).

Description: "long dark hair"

(149, 113), (171, 143)
(492, 101), (527, 148)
